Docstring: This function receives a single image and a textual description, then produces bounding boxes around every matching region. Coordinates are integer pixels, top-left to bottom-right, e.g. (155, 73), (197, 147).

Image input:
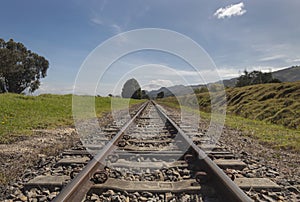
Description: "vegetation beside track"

(157, 82), (300, 152)
(0, 93), (144, 143)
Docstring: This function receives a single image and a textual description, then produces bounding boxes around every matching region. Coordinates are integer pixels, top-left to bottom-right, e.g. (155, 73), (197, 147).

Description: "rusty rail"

(153, 101), (252, 202)
(53, 102), (149, 202)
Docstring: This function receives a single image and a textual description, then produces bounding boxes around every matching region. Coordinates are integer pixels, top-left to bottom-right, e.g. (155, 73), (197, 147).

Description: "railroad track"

(20, 101), (284, 202)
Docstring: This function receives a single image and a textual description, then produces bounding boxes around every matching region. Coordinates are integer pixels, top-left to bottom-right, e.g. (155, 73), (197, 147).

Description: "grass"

(0, 93), (144, 143)
(226, 82), (300, 129)
(157, 82), (300, 152)
(224, 114), (300, 151)
(167, 82), (300, 129)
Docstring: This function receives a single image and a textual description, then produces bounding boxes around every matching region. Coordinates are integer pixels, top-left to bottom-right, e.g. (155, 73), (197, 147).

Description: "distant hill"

(272, 66), (300, 82)
(147, 66), (300, 97)
(147, 85), (194, 99)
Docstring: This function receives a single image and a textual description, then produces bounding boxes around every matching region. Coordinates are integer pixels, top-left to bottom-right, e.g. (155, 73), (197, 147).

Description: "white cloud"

(214, 2), (246, 19)
(292, 58), (300, 62)
(215, 68), (240, 79)
(100, 0), (108, 12)
(259, 54), (286, 62)
(34, 83), (75, 95)
(142, 79), (173, 91)
(90, 18), (103, 25)
(111, 24), (122, 34)
(175, 70), (199, 76)
(231, 66), (292, 75)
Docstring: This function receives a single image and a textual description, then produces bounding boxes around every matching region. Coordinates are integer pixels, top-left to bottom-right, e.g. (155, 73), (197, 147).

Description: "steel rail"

(53, 101), (149, 202)
(153, 101), (253, 202)
(54, 101), (252, 202)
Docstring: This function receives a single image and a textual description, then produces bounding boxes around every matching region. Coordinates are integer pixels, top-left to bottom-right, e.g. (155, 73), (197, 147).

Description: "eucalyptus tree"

(0, 38), (49, 93)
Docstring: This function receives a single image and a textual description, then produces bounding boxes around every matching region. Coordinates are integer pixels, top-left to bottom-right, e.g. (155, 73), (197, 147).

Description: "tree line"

(235, 70), (281, 87)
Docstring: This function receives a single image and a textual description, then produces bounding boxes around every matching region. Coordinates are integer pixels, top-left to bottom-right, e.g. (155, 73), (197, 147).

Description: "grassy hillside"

(173, 82), (300, 129)
(0, 94), (144, 143)
(226, 82), (300, 129)
(158, 82), (300, 151)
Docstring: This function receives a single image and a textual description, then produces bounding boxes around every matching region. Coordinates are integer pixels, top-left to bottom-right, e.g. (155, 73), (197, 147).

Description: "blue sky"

(1, 0), (300, 95)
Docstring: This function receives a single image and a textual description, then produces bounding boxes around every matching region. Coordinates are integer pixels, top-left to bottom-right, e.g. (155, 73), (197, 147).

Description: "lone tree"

(0, 38), (49, 93)
(121, 78), (141, 99)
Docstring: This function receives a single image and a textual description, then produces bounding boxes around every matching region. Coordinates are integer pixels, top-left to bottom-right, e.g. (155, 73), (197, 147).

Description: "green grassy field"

(158, 82), (300, 152)
(0, 93), (144, 143)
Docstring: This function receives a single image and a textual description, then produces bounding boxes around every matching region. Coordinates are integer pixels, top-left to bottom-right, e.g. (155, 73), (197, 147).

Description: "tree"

(156, 91), (164, 99)
(0, 38), (49, 93)
(141, 90), (149, 99)
(194, 87), (208, 94)
(236, 70), (281, 87)
(121, 78), (141, 99)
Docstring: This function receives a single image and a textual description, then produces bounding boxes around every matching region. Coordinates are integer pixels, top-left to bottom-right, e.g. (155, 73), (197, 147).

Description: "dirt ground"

(0, 128), (79, 197)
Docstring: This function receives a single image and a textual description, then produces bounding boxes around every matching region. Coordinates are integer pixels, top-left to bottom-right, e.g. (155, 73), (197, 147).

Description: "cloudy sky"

(1, 0), (300, 95)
